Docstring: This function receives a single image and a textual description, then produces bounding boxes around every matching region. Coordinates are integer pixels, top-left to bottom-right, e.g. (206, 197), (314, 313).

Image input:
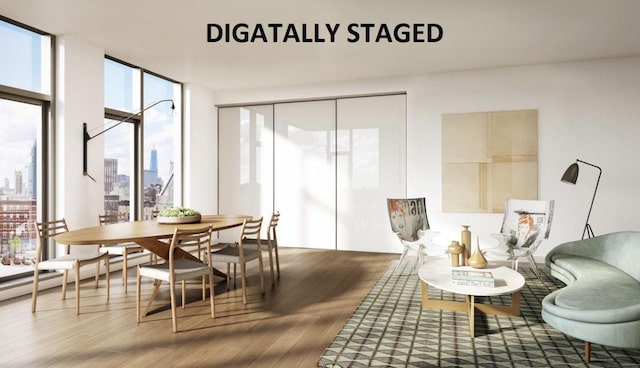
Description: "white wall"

(183, 83), (218, 214)
(55, 35), (104, 230)
(209, 56), (640, 261)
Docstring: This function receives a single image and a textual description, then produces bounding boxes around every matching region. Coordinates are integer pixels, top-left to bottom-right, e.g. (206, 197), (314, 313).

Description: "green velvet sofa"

(541, 231), (640, 362)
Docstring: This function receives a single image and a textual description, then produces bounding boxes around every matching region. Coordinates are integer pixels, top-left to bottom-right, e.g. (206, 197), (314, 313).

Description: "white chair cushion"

(210, 246), (261, 263)
(38, 253), (106, 270)
(241, 238), (270, 250)
(138, 258), (210, 282)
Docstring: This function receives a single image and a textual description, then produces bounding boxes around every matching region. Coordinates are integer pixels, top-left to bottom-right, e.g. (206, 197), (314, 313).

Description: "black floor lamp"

(561, 159), (602, 239)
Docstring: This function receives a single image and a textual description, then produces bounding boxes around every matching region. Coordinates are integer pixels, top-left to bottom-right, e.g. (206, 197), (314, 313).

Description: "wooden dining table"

(54, 214), (251, 314)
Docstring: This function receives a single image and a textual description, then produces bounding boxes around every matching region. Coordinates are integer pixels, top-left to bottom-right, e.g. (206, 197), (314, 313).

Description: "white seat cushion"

(38, 253), (106, 270)
(138, 258), (210, 282)
(241, 238), (271, 250)
(210, 246), (261, 263)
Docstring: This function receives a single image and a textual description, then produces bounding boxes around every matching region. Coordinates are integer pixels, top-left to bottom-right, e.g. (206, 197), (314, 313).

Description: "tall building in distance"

(104, 158), (118, 195)
(144, 148), (162, 187)
(150, 148), (158, 173)
(29, 140), (36, 200)
(14, 170), (23, 196)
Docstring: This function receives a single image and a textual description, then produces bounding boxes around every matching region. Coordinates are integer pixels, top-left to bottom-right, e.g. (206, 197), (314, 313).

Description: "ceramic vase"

(468, 237), (488, 269)
(448, 241), (463, 267)
(461, 225), (471, 266)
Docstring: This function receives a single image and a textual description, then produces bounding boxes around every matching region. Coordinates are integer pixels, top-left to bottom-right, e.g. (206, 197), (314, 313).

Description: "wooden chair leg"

(105, 256), (110, 301)
(585, 341), (591, 363)
(75, 263), (81, 315)
(31, 267), (40, 313)
(201, 275), (206, 301)
(123, 248), (129, 293)
(258, 255), (265, 294)
(208, 271), (215, 318)
(274, 246), (280, 278)
(267, 246), (275, 285)
(233, 263), (237, 288)
(61, 270), (68, 300)
(136, 267), (141, 323)
(240, 262), (248, 304)
(169, 279), (178, 333)
(95, 260), (101, 288)
(226, 263), (231, 291)
(182, 280), (186, 309)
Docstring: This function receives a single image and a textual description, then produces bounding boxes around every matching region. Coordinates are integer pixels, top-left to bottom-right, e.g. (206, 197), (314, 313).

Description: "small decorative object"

(468, 236), (488, 269)
(448, 240), (463, 267)
(156, 207), (202, 224)
(461, 225), (471, 266)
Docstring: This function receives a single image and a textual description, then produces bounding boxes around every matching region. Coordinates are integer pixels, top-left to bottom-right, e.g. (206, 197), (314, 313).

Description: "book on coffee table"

(451, 269), (495, 288)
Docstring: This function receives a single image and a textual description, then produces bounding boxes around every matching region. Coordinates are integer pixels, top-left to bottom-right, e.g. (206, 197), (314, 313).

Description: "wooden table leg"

(421, 280), (522, 339)
(142, 280), (162, 317)
(466, 295), (475, 338)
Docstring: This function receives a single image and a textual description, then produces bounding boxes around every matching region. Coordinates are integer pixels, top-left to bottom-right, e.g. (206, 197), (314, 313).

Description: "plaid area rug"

(317, 260), (640, 368)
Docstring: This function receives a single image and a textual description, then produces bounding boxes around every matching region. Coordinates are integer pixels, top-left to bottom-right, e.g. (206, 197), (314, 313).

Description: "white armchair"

(487, 199), (555, 280)
(386, 198), (445, 274)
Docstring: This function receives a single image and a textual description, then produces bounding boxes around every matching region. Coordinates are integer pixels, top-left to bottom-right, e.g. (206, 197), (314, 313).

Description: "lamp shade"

(561, 162), (579, 184)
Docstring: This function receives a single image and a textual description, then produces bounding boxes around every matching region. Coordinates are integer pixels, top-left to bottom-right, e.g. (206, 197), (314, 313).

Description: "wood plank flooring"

(1, 248), (396, 368)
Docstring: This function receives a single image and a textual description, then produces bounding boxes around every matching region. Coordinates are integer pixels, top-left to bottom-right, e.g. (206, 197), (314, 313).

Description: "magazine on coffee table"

(451, 269), (495, 288)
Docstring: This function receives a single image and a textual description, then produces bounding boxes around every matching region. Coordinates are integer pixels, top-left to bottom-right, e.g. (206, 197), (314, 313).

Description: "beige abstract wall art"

(442, 109), (538, 213)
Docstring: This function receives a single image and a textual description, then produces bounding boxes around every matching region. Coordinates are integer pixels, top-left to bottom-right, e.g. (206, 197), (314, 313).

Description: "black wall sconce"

(83, 99), (175, 182)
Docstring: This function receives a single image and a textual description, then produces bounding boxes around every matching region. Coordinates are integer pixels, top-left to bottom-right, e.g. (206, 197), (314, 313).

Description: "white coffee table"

(418, 258), (525, 338)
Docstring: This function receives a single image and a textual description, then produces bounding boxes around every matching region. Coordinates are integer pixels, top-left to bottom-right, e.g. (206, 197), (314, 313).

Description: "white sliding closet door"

(218, 105), (274, 242)
(336, 94), (407, 253)
(274, 101), (336, 249)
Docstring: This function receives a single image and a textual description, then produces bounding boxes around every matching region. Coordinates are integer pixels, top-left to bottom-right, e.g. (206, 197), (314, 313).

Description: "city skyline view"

(0, 98), (38, 196)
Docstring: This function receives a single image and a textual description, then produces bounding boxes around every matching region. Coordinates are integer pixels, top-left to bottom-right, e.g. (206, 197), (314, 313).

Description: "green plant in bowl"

(157, 207), (201, 224)
(158, 207), (200, 217)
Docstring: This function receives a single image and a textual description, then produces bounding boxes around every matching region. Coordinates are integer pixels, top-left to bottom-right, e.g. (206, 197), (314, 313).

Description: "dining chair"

(98, 213), (151, 293)
(240, 211), (280, 284)
(487, 198), (555, 280)
(387, 198), (444, 274)
(210, 217), (265, 304)
(136, 225), (215, 333)
(32, 218), (111, 314)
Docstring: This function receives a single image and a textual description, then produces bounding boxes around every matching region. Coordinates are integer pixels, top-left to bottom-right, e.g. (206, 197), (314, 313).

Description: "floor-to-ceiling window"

(142, 72), (181, 218)
(0, 17), (52, 281)
(103, 57), (181, 221)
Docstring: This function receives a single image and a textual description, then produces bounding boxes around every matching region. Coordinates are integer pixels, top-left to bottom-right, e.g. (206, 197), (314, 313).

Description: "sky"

(0, 99), (38, 189)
